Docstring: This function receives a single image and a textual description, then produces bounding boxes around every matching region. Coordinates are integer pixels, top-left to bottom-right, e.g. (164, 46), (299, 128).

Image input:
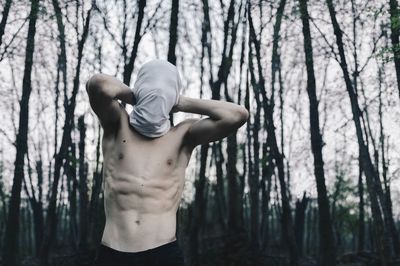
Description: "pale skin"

(86, 73), (249, 252)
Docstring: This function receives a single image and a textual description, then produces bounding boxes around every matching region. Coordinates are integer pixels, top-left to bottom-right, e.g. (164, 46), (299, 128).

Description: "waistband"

(99, 240), (179, 258)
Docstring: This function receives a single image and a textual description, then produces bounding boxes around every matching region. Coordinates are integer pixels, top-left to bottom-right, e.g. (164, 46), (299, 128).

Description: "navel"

(135, 220), (140, 225)
(167, 159), (173, 165)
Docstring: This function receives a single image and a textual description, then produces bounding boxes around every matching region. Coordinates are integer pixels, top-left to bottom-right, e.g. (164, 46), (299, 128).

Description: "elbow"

(86, 73), (108, 95)
(239, 107), (250, 121)
(230, 106), (249, 126)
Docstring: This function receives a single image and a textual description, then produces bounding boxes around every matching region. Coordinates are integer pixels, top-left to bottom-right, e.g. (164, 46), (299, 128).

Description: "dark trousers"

(92, 240), (186, 266)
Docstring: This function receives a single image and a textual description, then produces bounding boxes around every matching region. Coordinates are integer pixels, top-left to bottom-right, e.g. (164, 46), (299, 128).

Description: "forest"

(0, 0), (399, 265)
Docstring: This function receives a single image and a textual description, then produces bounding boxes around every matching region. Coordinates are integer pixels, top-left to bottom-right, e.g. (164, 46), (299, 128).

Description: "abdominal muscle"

(100, 121), (188, 252)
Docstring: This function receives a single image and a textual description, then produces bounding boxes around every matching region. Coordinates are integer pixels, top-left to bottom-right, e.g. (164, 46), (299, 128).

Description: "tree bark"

(249, 80), (261, 248)
(67, 140), (78, 248)
(167, 0), (179, 126)
(88, 124), (103, 246)
(212, 143), (227, 229)
(294, 192), (309, 256)
(167, 0), (179, 66)
(357, 154), (365, 252)
(260, 142), (273, 250)
(189, 144), (209, 266)
(78, 116), (89, 250)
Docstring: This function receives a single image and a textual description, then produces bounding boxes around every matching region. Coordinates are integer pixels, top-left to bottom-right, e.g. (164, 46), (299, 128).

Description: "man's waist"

(101, 211), (177, 252)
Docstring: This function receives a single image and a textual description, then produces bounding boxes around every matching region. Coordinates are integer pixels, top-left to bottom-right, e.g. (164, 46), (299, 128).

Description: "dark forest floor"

(11, 249), (398, 266)
(8, 234), (399, 266)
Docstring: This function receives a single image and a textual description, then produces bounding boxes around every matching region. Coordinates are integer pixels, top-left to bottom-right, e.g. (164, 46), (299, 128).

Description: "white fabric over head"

(129, 59), (182, 138)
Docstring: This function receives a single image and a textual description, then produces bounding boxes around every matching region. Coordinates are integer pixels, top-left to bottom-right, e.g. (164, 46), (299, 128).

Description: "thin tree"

(39, 3), (93, 264)
(326, 0), (393, 263)
(167, 0), (179, 125)
(78, 115), (89, 250)
(357, 152), (365, 252)
(298, 0), (336, 264)
(0, 0), (12, 48)
(122, 0), (146, 86)
(248, 1), (299, 264)
(188, 1), (212, 264)
(189, 0), (242, 263)
(23, 146), (44, 255)
(2, 0), (40, 265)
(389, 0), (400, 98)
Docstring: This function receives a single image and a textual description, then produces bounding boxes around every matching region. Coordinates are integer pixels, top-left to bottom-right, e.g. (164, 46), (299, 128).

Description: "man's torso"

(100, 105), (194, 252)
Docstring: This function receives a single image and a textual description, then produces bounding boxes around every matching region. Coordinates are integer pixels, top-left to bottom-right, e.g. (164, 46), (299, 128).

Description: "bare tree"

(189, 0), (243, 264)
(78, 115), (89, 251)
(248, 0), (299, 264)
(2, 1), (40, 265)
(389, 0), (400, 98)
(0, 0), (12, 48)
(298, 0), (336, 264)
(39, 2), (94, 264)
(326, 0), (394, 264)
(167, 0), (179, 125)
(122, 0), (146, 85)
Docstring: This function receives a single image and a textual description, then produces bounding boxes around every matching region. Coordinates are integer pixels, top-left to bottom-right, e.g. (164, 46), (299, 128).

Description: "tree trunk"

(167, 0), (179, 129)
(298, 0), (337, 264)
(167, 0), (179, 66)
(326, 0), (393, 263)
(39, 5), (93, 265)
(122, 0), (146, 86)
(260, 142), (273, 250)
(30, 159), (44, 256)
(88, 124), (104, 246)
(294, 193), (309, 256)
(389, 0), (400, 98)
(2, 1), (39, 265)
(67, 140), (78, 249)
(248, 2), (299, 264)
(226, 132), (243, 232)
(249, 86), (261, 248)
(0, 0), (12, 48)
(358, 154), (365, 252)
(78, 116), (89, 250)
(378, 66), (400, 255)
(213, 143), (227, 229)
(189, 144), (209, 266)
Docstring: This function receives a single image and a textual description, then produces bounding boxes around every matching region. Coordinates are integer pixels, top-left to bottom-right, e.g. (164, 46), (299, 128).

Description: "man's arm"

(86, 73), (136, 135)
(176, 96), (249, 149)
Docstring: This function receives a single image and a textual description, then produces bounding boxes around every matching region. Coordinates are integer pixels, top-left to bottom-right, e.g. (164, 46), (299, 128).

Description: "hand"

(170, 104), (179, 114)
(170, 95), (183, 114)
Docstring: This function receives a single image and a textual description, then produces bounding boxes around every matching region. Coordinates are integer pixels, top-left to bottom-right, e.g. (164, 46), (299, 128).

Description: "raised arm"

(86, 73), (136, 135)
(176, 95), (249, 150)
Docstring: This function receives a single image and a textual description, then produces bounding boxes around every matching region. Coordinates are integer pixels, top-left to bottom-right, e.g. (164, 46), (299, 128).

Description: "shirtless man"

(86, 69), (249, 266)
